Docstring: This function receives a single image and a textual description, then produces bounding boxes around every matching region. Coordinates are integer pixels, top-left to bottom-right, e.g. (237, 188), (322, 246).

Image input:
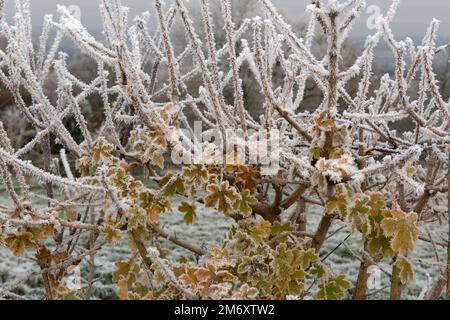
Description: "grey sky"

(3, 0), (449, 39)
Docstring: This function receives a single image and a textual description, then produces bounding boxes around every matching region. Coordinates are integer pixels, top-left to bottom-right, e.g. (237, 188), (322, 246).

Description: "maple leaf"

(270, 222), (295, 235)
(146, 204), (162, 223)
(92, 137), (113, 164)
(270, 243), (315, 296)
(52, 250), (70, 265)
(101, 223), (122, 244)
(312, 111), (336, 137)
(182, 165), (209, 186)
(233, 189), (257, 216)
(127, 206), (147, 230)
(325, 194), (347, 216)
(204, 181), (239, 214)
(366, 195), (394, 257)
(316, 275), (351, 300)
(208, 246), (234, 268)
(310, 264), (326, 280)
(366, 192), (386, 218)
(298, 248), (318, 270)
(35, 246), (52, 268)
(113, 257), (140, 288)
(5, 231), (39, 256)
(346, 193), (371, 233)
(178, 202), (197, 224)
(381, 209), (419, 255)
(151, 149), (165, 169)
(28, 223), (55, 241)
(325, 183), (352, 216)
(237, 255), (270, 278)
(367, 235), (394, 258)
(235, 166), (261, 192)
(137, 191), (164, 222)
(159, 173), (185, 196)
(232, 284), (259, 300)
(250, 220), (272, 243)
(195, 264), (233, 284)
(148, 124), (168, 150)
(194, 263), (236, 298)
(179, 265), (199, 290)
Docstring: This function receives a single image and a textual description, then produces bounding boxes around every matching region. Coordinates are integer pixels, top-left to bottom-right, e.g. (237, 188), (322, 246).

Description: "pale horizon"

(2, 0), (450, 40)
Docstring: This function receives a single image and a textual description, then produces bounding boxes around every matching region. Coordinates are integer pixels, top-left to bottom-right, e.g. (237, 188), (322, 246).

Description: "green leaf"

(128, 206), (147, 230)
(102, 224), (122, 244)
(178, 202), (197, 224)
(233, 189), (257, 216)
(316, 275), (351, 300)
(250, 221), (272, 242)
(367, 235), (394, 257)
(310, 264), (326, 279)
(270, 222), (295, 235)
(159, 173), (185, 196)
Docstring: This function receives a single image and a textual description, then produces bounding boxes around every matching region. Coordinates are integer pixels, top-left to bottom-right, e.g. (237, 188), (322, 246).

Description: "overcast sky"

(2, 0), (450, 39)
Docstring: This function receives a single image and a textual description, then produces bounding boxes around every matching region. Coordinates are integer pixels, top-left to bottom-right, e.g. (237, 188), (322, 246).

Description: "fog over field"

(1, 0), (449, 39)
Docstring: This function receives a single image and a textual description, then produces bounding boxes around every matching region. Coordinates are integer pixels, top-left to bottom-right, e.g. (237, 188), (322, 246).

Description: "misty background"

(2, 0), (450, 39)
(2, 0), (450, 71)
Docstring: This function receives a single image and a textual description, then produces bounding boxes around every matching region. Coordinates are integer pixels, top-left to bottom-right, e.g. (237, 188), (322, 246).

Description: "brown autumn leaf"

(5, 231), (39, 256)
(235, 166), (261, 192)
(52, 250), (70, 264)
(232, 284), (259, 300)
(204, 181), (239, 214)
(158, 102), (175, 124)
(194, 262), (236, 297)
(35, 246), (52, 268)
(147, 204), (162, 223)
(149, 124), (167, 150)
(182, 165), (209, 186)
(112, 257), (140, 287)
(312, 111), (335, 137)
(381, 209), (419, 256)
(92, 137), (113, 164)
(101, 223), (122, 244)
(394, 256), (414, 285)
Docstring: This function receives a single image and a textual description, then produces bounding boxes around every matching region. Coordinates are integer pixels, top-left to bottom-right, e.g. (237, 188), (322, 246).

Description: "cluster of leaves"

(5, 224), (54, 256)
(113, 219), (351, 300)
(326, 184), (419, 285)
(78, 138), (171, 235)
